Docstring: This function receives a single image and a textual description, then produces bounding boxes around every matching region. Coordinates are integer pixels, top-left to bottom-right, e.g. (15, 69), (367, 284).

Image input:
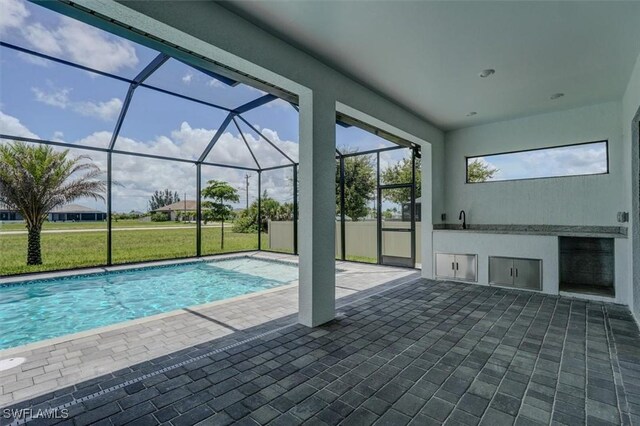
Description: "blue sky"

(471, 141), (607, 182)
(0, 0), (413, 213)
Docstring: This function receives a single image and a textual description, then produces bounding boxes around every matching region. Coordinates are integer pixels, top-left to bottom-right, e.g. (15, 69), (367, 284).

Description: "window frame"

(465, 139), (610, 184)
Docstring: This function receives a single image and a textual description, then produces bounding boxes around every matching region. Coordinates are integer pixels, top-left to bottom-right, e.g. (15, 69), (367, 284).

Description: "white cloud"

(9, 1), (139, 73)
(75, 130), (111, 148)
(31, 84), (123, 121)
(0, 110), (38, 139)
(479, 144), (607, 181)
(0, 110), (297, 211)
(52, 17), (139, 73)
(259, 128), (298, 160)
(207, 78), (225, 88)
(377, 148), (412, 173)
(79, 121), (298, 211)
(182, 72), (193, 84)
(52, 131), (64, 142)
(22, 22), (63, 55)
(0, 0), (29, 34)
(525, 145), (607, 176)
(104, 121), (298, 169)
(74, 98), (123, 121)
(32, 86), (70, 108)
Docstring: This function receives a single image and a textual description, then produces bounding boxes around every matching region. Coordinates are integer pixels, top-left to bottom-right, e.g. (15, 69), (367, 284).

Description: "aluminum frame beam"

(237, 115), (296, 165)
(108, 53), (169, 150)
(198, 113), (235, 163)
(232, 117), (261, 169)
(233, 94), (277, 114)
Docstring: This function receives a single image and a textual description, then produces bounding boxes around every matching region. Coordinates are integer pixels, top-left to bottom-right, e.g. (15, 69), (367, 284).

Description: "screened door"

(378, 184), (415, 267)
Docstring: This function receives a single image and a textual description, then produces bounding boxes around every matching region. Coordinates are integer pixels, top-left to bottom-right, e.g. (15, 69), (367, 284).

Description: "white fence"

(268, 220), (422, 263)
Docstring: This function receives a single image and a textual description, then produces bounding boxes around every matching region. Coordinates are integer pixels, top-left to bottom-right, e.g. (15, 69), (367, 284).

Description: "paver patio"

(1, 269), (639, 426)
(0, 253), (418, 408)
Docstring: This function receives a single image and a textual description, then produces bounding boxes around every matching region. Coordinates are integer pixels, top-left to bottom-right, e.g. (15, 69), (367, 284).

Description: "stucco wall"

(622, 53), (640, 321)
(444, 102), (624, 226)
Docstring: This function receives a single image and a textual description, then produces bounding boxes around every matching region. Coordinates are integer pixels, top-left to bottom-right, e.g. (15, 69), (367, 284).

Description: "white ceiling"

(222, 1), (640, 131)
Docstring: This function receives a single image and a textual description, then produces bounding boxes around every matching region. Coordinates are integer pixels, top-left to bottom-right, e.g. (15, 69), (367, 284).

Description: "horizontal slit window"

(466, 140), (608, 183)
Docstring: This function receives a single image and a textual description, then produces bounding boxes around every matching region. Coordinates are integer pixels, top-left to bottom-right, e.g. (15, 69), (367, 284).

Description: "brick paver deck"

(2, 275), (639, 426)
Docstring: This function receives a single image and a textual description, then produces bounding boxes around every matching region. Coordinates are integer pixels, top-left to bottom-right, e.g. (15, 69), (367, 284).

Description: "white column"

(421, 143), (434, 279)
(298, 91), (336, 327)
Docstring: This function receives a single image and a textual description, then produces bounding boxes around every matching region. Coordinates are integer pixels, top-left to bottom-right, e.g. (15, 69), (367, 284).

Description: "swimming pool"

(0, 257), (298, 350)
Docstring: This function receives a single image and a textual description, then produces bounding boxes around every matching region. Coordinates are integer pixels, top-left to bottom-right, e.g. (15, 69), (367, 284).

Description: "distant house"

(0, 203), (106, 222)
(49, 204), (107, 222)
(0, 205), (21, 221)
(151, 200), (197, 221)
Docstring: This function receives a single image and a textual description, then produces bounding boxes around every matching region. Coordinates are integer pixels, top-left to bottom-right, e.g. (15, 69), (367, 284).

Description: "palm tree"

(0, 142), (105, 265)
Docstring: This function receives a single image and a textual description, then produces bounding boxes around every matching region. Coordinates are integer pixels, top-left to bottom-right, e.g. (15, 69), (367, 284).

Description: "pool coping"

(0, 252), (303, 356)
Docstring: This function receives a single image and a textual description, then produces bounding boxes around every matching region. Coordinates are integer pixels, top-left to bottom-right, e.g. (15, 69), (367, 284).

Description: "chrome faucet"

(459, 210), (466, 229)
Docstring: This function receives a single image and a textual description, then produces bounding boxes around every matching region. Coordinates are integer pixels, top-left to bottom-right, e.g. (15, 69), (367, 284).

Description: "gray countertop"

(432, 224), (627, 239)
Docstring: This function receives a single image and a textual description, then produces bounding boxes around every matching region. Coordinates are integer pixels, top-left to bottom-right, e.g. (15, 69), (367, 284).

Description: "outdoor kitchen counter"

(433, 224), (627, 239)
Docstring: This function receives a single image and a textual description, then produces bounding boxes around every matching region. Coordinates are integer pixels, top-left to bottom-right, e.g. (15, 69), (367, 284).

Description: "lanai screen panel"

(144, 58), (265, 110)
(114, 86), (231, 161)
(239, 101), (300, 164)
(200, 166), (259, 255)
(0, 46), (130, 147)
(260, 167), (295, 254)
(111, 154), (197, 264)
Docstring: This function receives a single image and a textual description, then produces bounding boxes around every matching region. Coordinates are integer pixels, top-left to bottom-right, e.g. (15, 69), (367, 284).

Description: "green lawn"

(0, 225), (377, 276)
(0, 226), (258, 276)
(344, 255), (377, 264)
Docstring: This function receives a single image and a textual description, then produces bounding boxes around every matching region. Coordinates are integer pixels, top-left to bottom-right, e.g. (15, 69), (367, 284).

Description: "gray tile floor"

(2, 279), (639, 426)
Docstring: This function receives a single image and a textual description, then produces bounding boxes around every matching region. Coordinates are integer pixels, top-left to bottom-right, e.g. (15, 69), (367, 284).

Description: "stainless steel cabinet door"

(435, 253), (456, 278)
(489, 257), (514, 286)
(513, 259), (542, 290)
(455, 255), (477, 282)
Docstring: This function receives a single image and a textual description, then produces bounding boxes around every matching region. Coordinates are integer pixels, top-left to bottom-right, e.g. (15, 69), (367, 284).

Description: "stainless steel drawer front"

(435, 253), (456, 279)
(455, 254), (477, 281)
(435, 253), (477, 282)
(489, 256), (542, 291)
(489, 257), (514, 286)
(513, 259), (542, 290)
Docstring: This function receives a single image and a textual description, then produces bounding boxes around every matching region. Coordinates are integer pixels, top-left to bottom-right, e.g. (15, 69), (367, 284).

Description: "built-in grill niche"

(559, 237), (614, 297)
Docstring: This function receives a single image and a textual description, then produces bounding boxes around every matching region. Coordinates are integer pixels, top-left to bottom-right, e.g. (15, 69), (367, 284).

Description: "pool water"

(0, 257), (298, 350)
